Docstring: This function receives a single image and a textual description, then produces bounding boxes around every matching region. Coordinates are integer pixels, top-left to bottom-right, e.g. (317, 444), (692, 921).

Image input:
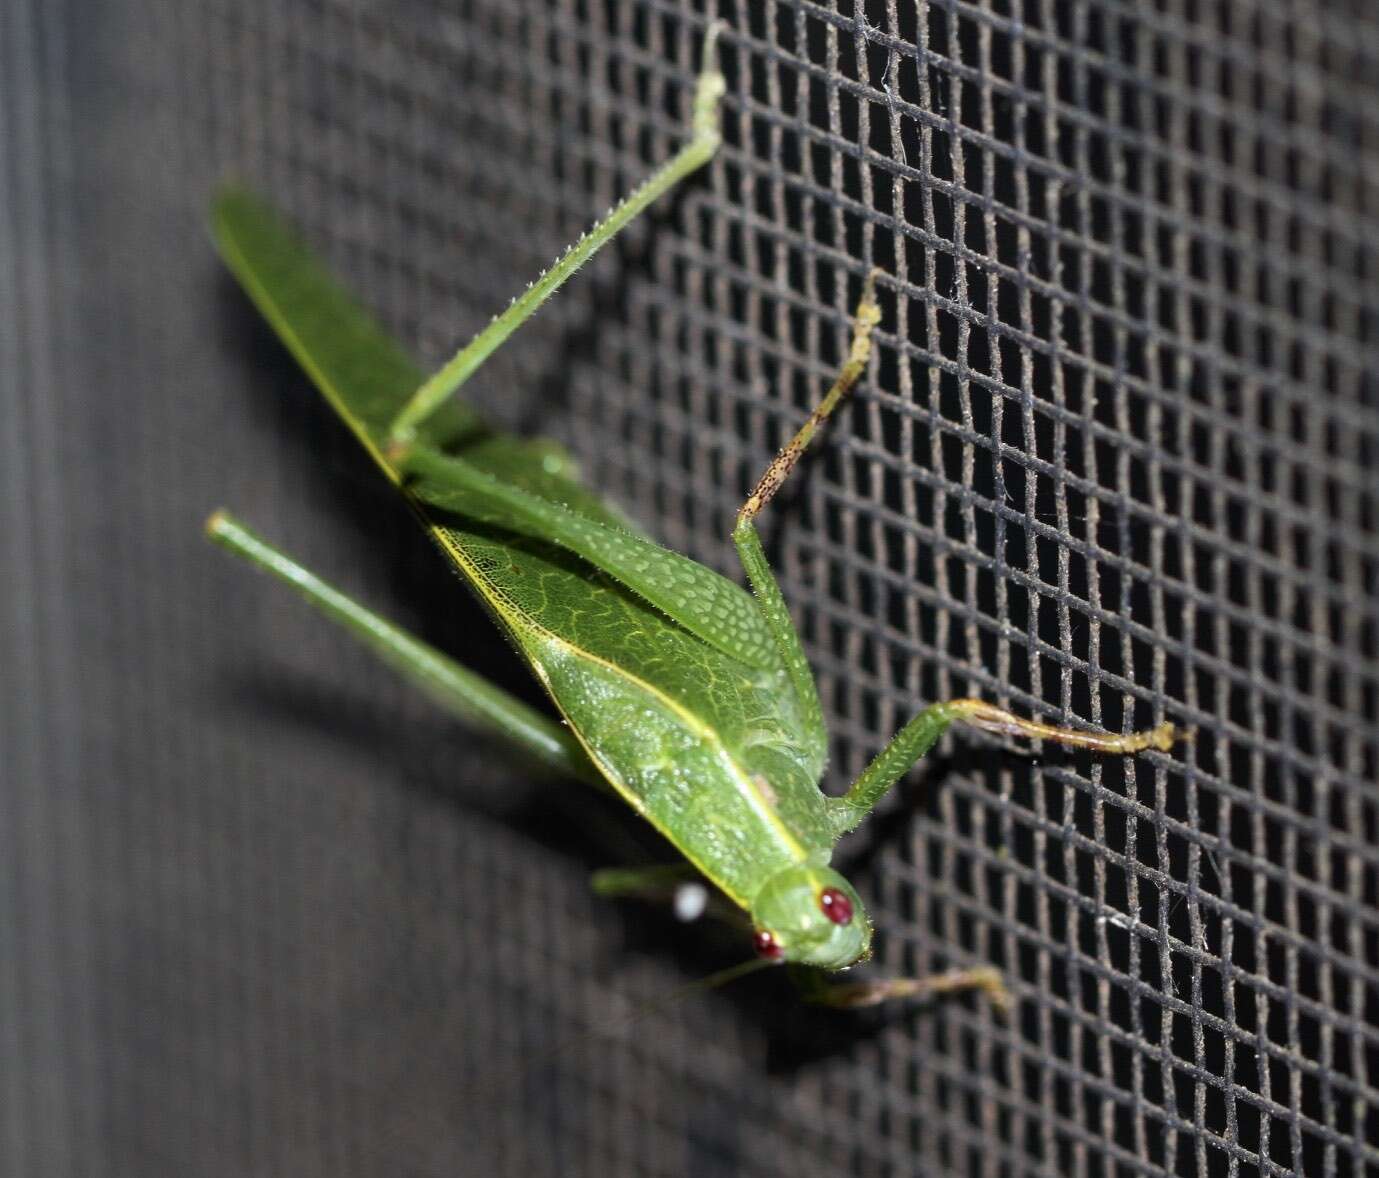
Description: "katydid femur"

(207, 23), (1178, 1008)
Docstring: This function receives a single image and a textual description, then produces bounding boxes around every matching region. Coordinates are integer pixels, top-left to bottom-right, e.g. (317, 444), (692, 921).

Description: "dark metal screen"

(3, 0), (1376, 1175)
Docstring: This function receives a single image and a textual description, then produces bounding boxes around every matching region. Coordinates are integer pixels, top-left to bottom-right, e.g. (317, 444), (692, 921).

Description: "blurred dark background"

(2, 1), (1376, 1175)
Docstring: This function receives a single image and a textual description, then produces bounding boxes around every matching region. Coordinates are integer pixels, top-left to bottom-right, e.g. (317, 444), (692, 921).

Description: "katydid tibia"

(207, 24), (1178, 1009)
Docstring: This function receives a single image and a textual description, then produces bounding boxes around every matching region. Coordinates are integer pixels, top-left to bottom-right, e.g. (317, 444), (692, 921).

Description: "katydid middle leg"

(825, 697), (1177, 836)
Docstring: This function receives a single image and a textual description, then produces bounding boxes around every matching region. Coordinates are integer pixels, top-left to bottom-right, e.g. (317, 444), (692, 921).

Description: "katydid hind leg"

(827, 698), (1181, 836)
(388, 22), (727, 446)
(395, 443), (782, 670)
(205, 510), (602, 786)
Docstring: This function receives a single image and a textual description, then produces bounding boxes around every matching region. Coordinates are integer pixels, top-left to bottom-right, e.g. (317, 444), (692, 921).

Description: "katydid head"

(749, 867), (871, 969)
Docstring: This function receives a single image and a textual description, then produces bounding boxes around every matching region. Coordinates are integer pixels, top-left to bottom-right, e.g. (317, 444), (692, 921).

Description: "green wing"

(210, 190), (623, 526)
(210, 190), (834, 870)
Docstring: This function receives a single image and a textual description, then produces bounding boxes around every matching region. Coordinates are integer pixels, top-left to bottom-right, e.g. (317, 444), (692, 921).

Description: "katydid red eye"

(819, 887), (853, 925)
(753, 930), (783, 960)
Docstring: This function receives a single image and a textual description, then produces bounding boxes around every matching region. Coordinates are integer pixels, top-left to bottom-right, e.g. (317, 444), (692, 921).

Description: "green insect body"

(210, 180), (867, 971)
(208, 26), (1176, 1004)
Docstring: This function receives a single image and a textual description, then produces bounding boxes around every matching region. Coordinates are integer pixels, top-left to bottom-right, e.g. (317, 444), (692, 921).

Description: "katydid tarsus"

(207, 23), (1178, 1010)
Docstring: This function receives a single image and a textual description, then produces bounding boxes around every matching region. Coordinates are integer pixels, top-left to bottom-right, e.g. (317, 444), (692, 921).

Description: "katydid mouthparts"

(207, 22), (1179, 1009)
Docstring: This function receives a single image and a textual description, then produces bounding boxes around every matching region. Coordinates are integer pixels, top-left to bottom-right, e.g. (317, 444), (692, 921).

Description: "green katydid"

(206, 24), (1178, 1009)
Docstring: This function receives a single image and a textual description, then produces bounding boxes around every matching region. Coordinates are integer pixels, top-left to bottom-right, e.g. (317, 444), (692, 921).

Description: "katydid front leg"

(827, 697), (1177, 836)
(591, 864), (746, 927)
(792, 964), (1012, 1013)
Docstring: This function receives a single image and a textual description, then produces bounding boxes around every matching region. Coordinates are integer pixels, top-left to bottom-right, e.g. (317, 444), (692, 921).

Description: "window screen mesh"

(2, 1), (1376, 1176)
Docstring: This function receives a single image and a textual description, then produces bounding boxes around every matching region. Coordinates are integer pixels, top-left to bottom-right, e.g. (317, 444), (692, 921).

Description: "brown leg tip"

(1148, 721), (1192, 752)
(203, 508), (230, 538)
(969, 967), (1013, 1018)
